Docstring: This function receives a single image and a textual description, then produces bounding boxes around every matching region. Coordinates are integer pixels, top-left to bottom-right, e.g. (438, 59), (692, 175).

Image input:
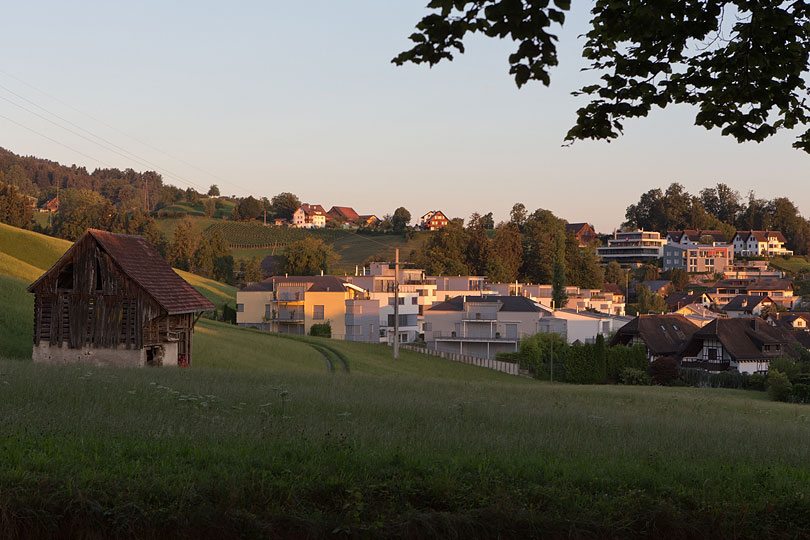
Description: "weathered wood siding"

(32, 235), (162, 350)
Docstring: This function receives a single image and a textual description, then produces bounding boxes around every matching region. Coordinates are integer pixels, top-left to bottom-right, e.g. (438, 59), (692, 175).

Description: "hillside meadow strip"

(3, 332), (810, 537)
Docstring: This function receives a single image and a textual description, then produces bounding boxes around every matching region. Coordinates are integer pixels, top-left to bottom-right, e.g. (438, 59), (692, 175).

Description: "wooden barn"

(27, 229), (215, 367)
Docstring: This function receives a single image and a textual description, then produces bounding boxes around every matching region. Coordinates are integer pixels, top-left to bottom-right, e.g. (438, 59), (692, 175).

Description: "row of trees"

(409, 207), (604, 299)
(625, 183), (810, 255)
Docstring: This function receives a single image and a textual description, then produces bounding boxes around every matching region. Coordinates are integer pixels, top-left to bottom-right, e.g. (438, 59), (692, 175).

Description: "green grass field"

(2, 348), (810, 537)
(770, 256), (810, 275)
(6, 224), (810, 536)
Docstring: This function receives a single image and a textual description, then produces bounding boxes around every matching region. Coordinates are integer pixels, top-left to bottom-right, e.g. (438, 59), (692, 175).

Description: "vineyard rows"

(205, 222), (345, 247)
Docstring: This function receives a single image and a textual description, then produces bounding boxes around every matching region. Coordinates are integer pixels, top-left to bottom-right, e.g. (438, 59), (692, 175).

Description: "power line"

(0, 68), (259, 196)
(0, 91), (209, 193)
(0, 112), (112, 167)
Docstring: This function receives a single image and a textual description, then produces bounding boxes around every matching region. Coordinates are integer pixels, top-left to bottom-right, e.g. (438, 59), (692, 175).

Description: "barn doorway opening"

(146, 345), (164, 366)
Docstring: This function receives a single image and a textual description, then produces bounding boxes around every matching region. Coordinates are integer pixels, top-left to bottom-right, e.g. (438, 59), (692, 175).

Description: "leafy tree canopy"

(395, 1), (810, 152)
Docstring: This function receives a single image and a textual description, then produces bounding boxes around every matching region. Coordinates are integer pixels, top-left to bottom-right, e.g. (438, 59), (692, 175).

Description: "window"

(707, 348), (717, 360)
(412, 297), (418, 305)
(313, 305), (324, 320)
(423, 322), (432, 331)
(237, 304), (244, 313)
(265, 304), (272, 317)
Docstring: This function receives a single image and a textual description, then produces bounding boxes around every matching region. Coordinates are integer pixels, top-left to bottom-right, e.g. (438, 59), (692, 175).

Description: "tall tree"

(551, 230), (568, 309)
(271, 192), (301, 220)
(396, 2), (810, 152)
(392, 207), (411, 234)
(169, 217), (199, 271)
(207, 185), (220, 197)
(284, 238), (337, 275)
(416, 220), (470, 276)
(492, 222), (523, 282)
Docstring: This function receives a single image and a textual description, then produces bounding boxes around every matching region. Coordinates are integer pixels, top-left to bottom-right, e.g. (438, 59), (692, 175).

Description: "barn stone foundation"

(32, 341), (145, 367)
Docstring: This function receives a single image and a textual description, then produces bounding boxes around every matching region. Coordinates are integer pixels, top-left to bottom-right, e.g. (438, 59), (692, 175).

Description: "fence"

(401, 344), (519, 376)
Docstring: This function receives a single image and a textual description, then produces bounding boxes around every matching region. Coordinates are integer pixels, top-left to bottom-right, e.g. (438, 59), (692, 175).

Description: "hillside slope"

(0, 223), (236, 308)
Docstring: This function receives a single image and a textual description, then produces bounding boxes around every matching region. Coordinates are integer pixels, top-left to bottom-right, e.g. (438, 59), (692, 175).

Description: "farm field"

(156, 216), (430, 272)
(2, 339), (810, 537)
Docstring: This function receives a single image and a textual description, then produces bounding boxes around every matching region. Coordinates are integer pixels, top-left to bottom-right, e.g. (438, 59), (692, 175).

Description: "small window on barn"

(237, 304), (244, 312)
(57, 263), (74, 290)
(95, 259), (103, 291)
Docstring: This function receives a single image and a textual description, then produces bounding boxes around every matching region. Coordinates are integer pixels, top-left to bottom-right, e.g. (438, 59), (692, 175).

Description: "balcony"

(274, 313), (304, 323)
(432, 331), (518, 342)
(680, 358), (730, 371)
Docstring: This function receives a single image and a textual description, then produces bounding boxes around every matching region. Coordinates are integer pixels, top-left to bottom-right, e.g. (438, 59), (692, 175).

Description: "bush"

(619, 368), (652, 386)
(769, 356), (800, 382)
(606, 344), (647, 380)
(748, 373), (767, 391)
(650, 357), (679, 386)
(679, 368), (751, 389)
(792, 383), (810, 404)
(767, 370), (793, 402)
(309, 322), (331, 338)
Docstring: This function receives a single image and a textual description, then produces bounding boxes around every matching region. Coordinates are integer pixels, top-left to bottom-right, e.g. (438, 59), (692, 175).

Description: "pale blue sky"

(1, 1), (807, 232)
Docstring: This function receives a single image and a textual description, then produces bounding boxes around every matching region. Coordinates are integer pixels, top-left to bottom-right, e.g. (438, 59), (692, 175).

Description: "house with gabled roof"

(666, 230), (726, 245)
(680, 318), (799, 374)
(665, 291), (713, 311)
(745, 278), (798, 309)
(721, 295), (775, 318)
(565, 222), (597, 247)
(733, 230), (792, 257)
(357, 214), (379, 227)
(27, 229), (214, 367)
(611, 314), (699, 361)
(326, 206), (361, 225)
(419, 210), (450, 231)
(292, 204), (327, 228)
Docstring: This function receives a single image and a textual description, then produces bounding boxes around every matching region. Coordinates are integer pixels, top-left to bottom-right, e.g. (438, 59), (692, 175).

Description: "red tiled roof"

(327, 206), (360, 221)
(88, 230), (215, 314)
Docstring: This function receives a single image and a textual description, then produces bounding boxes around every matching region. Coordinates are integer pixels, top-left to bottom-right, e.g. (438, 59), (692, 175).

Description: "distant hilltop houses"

(597, 228), (793, 268)
(283, 204), (449, 230)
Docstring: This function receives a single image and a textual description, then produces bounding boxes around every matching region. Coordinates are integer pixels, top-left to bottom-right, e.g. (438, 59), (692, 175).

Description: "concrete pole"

(393, 248), (400, 359)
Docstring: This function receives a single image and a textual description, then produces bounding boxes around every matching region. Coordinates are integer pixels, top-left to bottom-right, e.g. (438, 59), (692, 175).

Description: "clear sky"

(1, 1), (807, 233)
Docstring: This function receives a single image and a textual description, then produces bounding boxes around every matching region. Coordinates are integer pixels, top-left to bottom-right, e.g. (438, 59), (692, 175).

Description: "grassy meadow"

(3, 349), (810, 538)
(6, 223), (810, 536)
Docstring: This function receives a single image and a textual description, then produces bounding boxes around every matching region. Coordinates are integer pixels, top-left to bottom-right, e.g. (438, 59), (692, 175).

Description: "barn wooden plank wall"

(33, 235), (161, 350)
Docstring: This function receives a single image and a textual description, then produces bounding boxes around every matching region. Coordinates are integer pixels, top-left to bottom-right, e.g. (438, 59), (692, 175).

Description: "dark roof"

(746, 279), (793, 292)
(29, 229), (215, 315)
(687, 318), (799, 360)
(611, 314), (699, 356)
(671, 230), (725, 242)
(241, 281), (274, 292)
(427, 295), (541, 313)
(271, 275), (349, 292)
(641, 280), (672, 294)
(735, 230), (788, 243)
(565, 222), (594, 234)
(603, 283), (623, 296)
(722, 295), (772, 313)
(298, 204), (326, 216)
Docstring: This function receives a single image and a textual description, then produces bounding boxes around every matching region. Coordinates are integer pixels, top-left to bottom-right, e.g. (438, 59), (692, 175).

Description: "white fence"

(401, 344), (519, 376)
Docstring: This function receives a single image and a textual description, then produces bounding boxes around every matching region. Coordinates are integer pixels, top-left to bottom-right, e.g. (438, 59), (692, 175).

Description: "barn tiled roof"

(88, 230), (215, 314)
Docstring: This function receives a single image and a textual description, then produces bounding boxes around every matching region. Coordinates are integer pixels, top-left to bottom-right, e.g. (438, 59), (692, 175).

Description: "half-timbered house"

(27, 229), (214, 367)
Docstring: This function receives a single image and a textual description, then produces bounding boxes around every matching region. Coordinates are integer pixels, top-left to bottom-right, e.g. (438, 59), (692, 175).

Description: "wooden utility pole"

(393, 248), (400, 359)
